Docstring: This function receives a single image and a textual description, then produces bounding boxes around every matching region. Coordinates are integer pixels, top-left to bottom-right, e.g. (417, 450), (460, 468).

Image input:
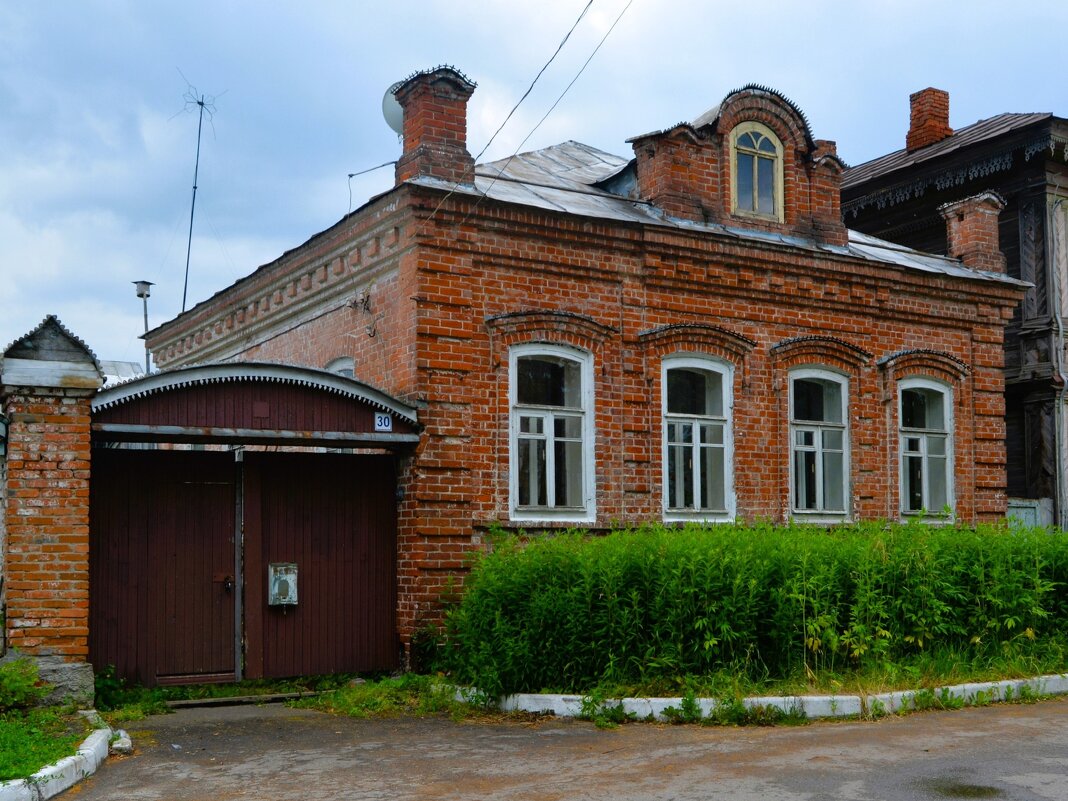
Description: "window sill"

(664, 511), (734, 524)
(790, 511), (851, 526)
(510, 507), (595, 524)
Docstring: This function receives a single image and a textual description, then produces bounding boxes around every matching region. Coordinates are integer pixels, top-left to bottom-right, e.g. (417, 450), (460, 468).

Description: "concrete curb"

(483, 672), (1068, 722)
(0, 714), (112, 801)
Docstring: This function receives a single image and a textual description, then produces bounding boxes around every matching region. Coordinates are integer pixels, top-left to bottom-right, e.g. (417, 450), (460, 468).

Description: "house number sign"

(374, 413), (393, 432)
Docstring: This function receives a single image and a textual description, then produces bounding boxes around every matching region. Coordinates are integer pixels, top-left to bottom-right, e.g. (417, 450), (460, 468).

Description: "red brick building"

(144, 67), (1024, 651)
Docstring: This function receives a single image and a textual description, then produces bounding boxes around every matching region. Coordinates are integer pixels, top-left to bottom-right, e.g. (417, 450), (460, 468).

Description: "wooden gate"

(243, 452), (398, 679)
(89, 364), (417, 685)
(90, 449), (237, 685)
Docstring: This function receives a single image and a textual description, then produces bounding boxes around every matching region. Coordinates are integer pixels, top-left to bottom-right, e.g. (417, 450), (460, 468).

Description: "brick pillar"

(907, 88), (952, 151)
(394, 66), (477, 186)
(1, 316), (101, 705)
(939, 191), (1007, 274)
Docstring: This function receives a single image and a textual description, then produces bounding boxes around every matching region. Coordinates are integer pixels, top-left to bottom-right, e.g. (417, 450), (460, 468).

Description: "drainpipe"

(1048, 196), (1067, 529)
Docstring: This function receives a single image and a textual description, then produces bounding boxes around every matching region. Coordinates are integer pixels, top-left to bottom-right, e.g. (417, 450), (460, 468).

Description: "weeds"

(441, 522), (1068, 697)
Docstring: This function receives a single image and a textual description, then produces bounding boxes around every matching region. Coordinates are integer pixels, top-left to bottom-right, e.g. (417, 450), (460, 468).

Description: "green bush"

(441, 522), (1068, 697)
(0, 659), (47, 712)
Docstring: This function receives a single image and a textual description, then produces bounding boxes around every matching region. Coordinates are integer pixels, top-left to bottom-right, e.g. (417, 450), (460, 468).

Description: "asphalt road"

(76, 698), (1068, 800)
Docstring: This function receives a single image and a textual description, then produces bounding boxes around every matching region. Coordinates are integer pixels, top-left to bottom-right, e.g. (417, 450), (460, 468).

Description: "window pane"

(518, 438), (546, 506)
(757, 135), (776, 153)
(905, 454), (924, 511)
(796, 429), (815, 448)
(795, 450), (817, 509)
(700, 446), (726, 511)
(520, 415), (543, 435)
(794, 379), (822, 421)
(737, 153), (755, 212)
(554, 439), (583, 507)
(554, 415), (582, 439)
(905, 436), (922, 453)
(700, 423), (724, 445)
(668, 443), (693, 509)
(757, 156), (775, 215)
(518, 356), (580, 408)
(738, 132), (757, 149)
(667, 368), (722, 416)
(927, 435), (946, 457)
(902, 388), (943, 429)
(823, 451), (844, 511)
(928, 455), (948, 510)
(822, 429), (843, 451)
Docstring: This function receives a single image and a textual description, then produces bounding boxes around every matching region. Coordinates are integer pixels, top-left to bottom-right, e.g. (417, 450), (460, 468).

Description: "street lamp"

(133, 280), (154, 374)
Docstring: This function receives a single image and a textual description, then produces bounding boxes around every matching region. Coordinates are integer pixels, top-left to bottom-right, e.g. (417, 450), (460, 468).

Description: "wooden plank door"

(243, 452), (398, 679)
(90, 449), (236, 685)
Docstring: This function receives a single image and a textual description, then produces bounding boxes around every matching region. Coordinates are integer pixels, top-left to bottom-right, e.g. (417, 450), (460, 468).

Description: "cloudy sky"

(2, 1), (1065, 366)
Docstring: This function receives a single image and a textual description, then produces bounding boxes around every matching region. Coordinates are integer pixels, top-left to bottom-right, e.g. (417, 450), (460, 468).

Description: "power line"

(464, 0), (635, 221)
(419, 0), (596, 231)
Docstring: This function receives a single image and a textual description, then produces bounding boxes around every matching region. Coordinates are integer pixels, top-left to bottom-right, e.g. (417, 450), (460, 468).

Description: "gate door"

(243, 452), (398, 678)
(90, 449), (236, 685)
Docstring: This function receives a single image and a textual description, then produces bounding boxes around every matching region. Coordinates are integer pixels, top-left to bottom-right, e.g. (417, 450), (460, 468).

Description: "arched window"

(324, 357), (354, 378)
(509, 344), (594, 522)
(789, 369), (849, 517)
(730, 122), (784, 222)
(662, 357), (734, 520)
(899, 377), (953, 517)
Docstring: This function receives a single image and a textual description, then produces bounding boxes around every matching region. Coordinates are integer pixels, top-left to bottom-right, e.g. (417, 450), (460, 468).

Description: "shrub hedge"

(440, 521), (1068, 697)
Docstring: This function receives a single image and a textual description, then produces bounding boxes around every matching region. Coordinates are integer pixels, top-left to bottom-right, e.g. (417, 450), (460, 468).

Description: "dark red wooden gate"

(90, 364), (414, 685)
(90, 449), (236, 685)
(243, 452), (398, 678)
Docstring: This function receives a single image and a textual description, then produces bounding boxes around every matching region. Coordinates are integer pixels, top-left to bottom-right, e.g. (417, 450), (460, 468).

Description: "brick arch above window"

(771, 336), (873, 372)
(639, 323), (756, 388)
(485, 310), (616, 368)
(877, 349), (970, 383)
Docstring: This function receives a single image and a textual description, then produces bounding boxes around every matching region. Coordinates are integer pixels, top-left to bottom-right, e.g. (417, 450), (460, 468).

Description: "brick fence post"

(1, 316), (101, 706)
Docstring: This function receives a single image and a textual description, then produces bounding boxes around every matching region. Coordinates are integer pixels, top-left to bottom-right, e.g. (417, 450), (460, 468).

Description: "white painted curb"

(0, 716), (112, 801)
(486, 672), (1068, 722)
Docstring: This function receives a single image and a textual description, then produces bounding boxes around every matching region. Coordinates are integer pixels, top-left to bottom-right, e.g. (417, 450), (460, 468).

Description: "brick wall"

(3, 387), (93, 660)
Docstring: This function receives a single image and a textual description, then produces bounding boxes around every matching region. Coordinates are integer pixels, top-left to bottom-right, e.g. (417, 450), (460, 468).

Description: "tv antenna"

(175, 72), (221, 312)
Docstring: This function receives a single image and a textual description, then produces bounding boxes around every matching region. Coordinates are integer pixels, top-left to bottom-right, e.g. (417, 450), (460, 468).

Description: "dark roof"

(843, 112), (1052, 189)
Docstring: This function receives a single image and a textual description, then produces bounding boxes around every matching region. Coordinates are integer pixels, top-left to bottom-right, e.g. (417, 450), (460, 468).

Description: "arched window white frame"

(899, 377), (954, 518)
(729, 121), (785, 222)
(662, 356), (734, 521)
(509, 344), (595, 522)
(324, 356), (354, 378)
(789, 368), (849, 519)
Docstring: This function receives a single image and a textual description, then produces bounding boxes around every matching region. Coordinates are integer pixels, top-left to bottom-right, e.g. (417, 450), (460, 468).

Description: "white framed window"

(324, 356), (354, 378)
(899, 377), (953, 517)
(509, 344), (594, 522)
(789, 369), (849, 518)
(730, 121), (784, 222)
(662, 357), (734, 521)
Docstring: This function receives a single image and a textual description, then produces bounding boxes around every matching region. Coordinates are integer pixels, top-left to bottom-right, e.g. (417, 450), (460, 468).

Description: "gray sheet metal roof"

(843, 112), (1052, 188)
(419, 142), (1025, 289)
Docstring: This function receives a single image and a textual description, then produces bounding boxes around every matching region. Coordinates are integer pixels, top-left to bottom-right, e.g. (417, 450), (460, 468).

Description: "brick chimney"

(939, 191), (1006, 273)
(906, 88), (953, 151)
(393, 66), (476, 187)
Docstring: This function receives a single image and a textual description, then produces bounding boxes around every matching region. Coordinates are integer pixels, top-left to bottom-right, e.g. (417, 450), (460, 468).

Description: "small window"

(790, 370), (848, 517)
(510, 345), (594, 521)
(899, 378), (953, 516)
(663, 358), (733, 520)
(324, 357), (354, 378)
(730, 122), (784, 222)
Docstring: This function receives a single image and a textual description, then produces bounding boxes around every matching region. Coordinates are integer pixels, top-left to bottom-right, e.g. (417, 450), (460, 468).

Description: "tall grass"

(440, 521), (1068, 697)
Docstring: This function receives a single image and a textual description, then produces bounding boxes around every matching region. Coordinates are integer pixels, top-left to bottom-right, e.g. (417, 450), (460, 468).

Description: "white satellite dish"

(382, 81), (405, 136)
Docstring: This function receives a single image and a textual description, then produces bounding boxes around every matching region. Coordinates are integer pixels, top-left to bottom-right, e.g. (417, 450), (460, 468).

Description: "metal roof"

(843, 113), (1052, 189)
(425, 142), (1026, 289)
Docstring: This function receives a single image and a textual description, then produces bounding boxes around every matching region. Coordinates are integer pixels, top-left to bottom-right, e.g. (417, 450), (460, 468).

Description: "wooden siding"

(93, 381), (417, 436)
(243, 452), (398, 677)
(90, 449), (236, 685)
